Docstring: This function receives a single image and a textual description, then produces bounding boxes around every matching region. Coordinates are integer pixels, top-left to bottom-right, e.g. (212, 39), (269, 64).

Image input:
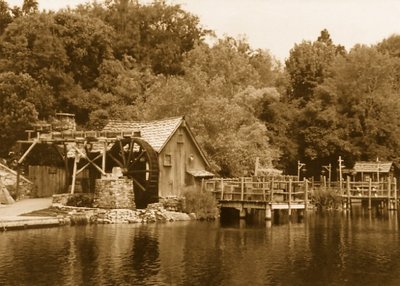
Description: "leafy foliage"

(2, 1), (400, 180)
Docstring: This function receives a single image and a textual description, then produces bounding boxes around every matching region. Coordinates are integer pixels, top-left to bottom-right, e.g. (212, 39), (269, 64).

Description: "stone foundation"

(93, 178), (135, 210)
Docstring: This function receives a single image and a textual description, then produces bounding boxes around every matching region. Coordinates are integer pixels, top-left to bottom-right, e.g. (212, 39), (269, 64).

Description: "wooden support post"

(347, 176), (351, 209)
(201, 178), (205, 192)
(265, 203), (272, 220)
(220, 178), (224, 200)
(288, 178), (292, 216)
(17, 140), (38, 164)
(63, 144), (69, 192)
(240, 177), (244, 201)
(388, 177), (391, 210)
(239, 206), (246, 219)
(271, 178), (274, 202)
(368, 178), (372, 210)
(71, 154), (78, 194)
(16, 165), (21, 200)
(262, 177), (266, 201)
(304, 178), (308, 211)
(102, 141), (107, 174)
(395, 178), (398, 211)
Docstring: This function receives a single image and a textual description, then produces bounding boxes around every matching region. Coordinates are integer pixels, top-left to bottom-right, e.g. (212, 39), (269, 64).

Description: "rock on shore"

(57, 203), (193, 225)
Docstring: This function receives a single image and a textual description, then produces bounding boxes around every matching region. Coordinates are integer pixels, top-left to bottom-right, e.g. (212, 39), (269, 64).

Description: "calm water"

(1, 208), (400, 286)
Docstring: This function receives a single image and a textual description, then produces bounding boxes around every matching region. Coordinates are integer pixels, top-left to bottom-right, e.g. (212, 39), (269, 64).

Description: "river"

(1, 208), (400, 285)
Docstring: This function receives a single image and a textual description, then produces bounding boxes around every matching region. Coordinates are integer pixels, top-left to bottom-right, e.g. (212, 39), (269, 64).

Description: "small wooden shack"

(351, 161), (397, 182)
(103, 116), (214, 198)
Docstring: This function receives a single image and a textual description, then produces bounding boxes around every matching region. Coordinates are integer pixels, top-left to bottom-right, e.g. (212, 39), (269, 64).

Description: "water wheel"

(107, 137), (159, 208)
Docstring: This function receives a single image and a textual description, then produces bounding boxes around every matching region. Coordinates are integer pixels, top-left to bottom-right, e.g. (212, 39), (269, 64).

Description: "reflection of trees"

(129, 227), (160, 283)
(182, 223), (224, 285)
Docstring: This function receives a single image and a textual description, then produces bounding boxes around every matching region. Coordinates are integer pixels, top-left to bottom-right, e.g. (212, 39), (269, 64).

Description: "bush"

(66, 194), (93, 207)
(311, 188), (342, 210)
(182, 190), (219, 220)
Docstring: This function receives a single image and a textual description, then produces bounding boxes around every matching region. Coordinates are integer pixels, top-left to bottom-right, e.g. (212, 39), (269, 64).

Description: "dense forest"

(1, 0), (400, 178)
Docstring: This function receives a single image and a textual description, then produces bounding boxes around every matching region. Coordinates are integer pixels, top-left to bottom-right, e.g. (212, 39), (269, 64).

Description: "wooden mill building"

(102, 116), (214, 198)
(17, 115), (213, 208)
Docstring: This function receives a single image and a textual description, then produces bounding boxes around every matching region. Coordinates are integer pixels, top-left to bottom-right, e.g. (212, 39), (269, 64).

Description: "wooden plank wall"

(29, 166), (66, 197)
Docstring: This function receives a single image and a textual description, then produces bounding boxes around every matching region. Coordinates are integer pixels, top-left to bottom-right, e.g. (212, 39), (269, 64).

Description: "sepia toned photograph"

(1, 0), (400, 285)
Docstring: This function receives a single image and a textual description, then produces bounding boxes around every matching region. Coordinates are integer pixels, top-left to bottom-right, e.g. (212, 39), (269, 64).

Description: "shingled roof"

(103, 117), (183, 153)
(353, 161), (394, 173)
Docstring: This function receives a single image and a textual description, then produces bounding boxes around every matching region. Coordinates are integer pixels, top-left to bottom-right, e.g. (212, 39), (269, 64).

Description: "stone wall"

(93, 178), (135, 209)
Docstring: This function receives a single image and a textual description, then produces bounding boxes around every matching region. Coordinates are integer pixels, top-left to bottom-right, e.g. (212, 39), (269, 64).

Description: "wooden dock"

(204, 175), (400, 219)
(203, 176), (309, 220)
(340, 177), (398, 210)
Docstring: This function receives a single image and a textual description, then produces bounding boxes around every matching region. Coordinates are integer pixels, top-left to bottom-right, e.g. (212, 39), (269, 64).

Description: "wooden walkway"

(204, 176), (309, 219)
(204, 176), (400, 219)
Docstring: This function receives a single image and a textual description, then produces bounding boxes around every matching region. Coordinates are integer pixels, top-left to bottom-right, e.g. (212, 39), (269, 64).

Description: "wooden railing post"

(288, 178), (292, 216)
(388, 177), (391, 209)
(304, 178), (308, 211)
(395, 178), (398, 211)
(347, 176), (351, 209)
(368, 178), (372, 210)
(271, 178), (274, 202)
(240, 177), (245, 201)
(220, 178), (224, 200)
(262, 177), (266, 201)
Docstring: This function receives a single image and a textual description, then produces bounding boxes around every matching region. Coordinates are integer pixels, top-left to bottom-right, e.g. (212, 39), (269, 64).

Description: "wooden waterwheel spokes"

(107, 137), (159, 202)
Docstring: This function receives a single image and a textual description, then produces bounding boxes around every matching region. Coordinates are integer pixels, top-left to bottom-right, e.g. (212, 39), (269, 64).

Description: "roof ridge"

(107, 116), (184, 124)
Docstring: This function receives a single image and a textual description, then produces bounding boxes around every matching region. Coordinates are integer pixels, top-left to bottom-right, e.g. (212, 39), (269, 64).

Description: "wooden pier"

(203, 176), (309, 220)
(204, 175), (400, 220)
(340, 177), (398, 210)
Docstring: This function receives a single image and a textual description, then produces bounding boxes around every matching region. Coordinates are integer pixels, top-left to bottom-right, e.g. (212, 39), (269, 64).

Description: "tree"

(0, 72), (54, 156)
(136, 39), (280, 176)
(0, 0), (12, 35)
(77, 0), (208, 75)
(377, 34), (400, 58)
(22, 0), (38, 15)
(53, 12), (114, 90)
(285, 29), (344, 104)
(298, 45), (400, 173)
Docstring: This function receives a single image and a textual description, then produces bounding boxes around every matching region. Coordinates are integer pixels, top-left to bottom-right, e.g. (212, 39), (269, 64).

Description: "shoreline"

(1, 202), (199, 231)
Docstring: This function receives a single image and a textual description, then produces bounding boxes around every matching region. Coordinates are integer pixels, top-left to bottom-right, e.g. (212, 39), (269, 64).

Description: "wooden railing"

(204, 176), (309, 208)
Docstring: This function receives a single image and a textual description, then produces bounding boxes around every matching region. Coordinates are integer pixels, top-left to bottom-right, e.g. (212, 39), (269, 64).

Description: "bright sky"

(6, 0), (400, 62)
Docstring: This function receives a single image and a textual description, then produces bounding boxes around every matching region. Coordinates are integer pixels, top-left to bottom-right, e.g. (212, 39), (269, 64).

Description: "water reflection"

(1, 210), (400, 285)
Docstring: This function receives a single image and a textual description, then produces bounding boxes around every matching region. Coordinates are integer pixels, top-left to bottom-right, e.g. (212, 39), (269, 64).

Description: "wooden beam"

(71, 154), (78, 194)
(107, 152), (124, 169)
(18, 140), (38, 164)
(102, 141), (107, 173)
(72, 146), (106, 176)
(76, 153), (103, 175)
(133, 178), (146, 192)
